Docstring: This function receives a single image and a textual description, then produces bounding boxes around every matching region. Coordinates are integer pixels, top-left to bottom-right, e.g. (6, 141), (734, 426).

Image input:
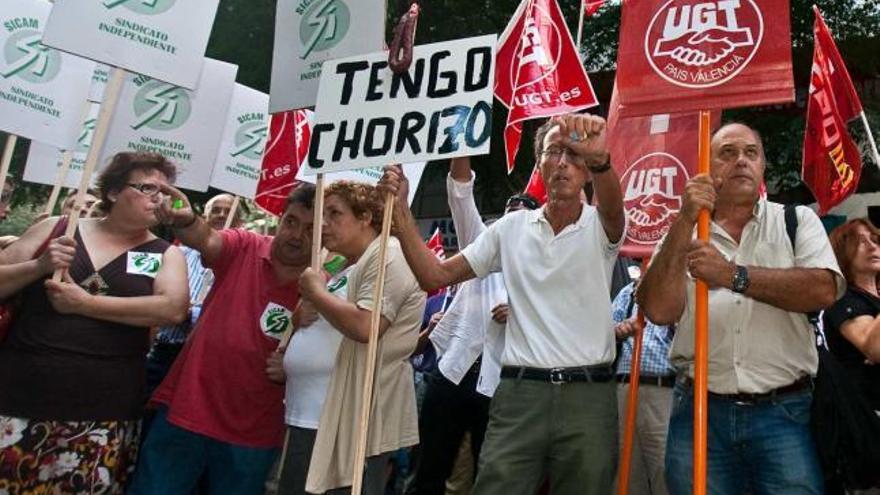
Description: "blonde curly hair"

(325, 181), (384, 232)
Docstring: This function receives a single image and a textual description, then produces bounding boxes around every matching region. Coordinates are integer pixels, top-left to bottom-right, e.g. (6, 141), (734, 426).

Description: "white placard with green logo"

(306, 35), (496, 174)
(0, 0), (96, 149)
(42, 0), (220, 89)
(23, 101), (101, 188)
(268, 0), (386, 112)
(89, 63), (112, 102)
(210, 84), (269, 199)
(98, 58), (237, 191)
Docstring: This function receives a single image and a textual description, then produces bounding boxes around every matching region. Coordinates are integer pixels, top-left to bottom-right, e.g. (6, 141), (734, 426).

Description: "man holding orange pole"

(638, 123), (844, 494)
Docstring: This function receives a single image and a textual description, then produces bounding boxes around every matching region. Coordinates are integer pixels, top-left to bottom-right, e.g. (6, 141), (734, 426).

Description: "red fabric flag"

(495, 0), (599, 174)
(583, 0), (604, 17)
(802, 7), (863, 214)
(255, 110), (312, 216)
(607, 83), (719, 258)
(425, 228), (446, 296)
(524, 165), (548, 205)
(616, 0), (794, 117)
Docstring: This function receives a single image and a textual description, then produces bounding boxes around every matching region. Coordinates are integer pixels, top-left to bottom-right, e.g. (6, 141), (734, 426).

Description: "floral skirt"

(0, 415), (141, 495)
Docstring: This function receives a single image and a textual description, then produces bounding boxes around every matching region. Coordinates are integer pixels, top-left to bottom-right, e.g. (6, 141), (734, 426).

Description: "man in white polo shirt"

(380, 112), (625, 495)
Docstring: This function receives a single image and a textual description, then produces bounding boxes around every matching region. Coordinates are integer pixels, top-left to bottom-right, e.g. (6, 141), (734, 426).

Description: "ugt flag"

(425, 228), (446, 297)
(616, 0), (794, 117)
(802, 6), (863, 215)
(495, 0), (598, 174)
(255, 110), (311, 216)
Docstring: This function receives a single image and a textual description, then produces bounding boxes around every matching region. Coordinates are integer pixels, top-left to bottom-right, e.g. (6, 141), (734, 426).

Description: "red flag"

(802, 7), (862, 214)
(425, 228), (446, 296)
(255, 110), (311, 216)
(524, 165), (548, 205)
(495, 0), (599, 174)
(583, 0), (604, 17)
(608, 84), (719, 258)
(616, 0), (794, 117)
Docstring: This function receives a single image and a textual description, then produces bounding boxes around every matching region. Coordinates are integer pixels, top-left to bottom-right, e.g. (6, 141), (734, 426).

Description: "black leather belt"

(617, 374), (675, 388)
(680, 376), (812, 405)
(501, 365), (614, 384)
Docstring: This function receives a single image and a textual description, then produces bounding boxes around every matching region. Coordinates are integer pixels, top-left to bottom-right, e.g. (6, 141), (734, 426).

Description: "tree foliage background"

(2, 0), (879, 234)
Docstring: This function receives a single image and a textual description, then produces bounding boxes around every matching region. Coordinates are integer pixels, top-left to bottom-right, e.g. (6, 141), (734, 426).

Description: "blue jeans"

(665, 383), (823, 495)
(128, 408), (278, 495)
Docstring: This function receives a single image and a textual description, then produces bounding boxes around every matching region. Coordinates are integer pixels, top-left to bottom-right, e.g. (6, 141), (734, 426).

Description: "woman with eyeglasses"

(298, 181), (425, 495)
(0, 152), (189, 494)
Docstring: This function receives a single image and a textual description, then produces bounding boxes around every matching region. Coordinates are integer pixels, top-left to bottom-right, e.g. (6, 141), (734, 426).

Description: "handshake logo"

(621, 153), (688, 246)
(645, 0), (762, 88)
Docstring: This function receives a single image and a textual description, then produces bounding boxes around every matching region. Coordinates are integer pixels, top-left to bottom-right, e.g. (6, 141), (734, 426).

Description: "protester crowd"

(0, 113), (879, 495)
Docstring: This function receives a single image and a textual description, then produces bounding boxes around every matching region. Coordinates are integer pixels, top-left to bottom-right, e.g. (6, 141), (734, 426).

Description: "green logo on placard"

(231, 119), (268, 161)
(299, 0), (351, 59)
(131, 80), (191, 131)
(264, 308), (290, 335)
(102, 0), (176, 15)
(132, 252), (160, 275)
(76, 118), (96, 154)
(1, 27), (61, 83)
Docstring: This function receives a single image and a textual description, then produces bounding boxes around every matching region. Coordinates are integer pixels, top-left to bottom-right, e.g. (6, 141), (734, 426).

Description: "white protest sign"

(42, 0), (220, 89)
(306, 34), (496, 174)
(99, 58), (237, 191)
(0, 0), (96, 149)
(24, 102), (101, 188)
(269, 0), (385, 113)
(89, 63), (112, 102)
(210, 84), (270, 199)
(296, 162), (424, 206)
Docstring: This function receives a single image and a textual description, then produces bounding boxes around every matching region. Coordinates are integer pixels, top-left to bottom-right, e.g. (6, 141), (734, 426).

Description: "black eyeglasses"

(541, 147), (585, 166)
(128, 183), (162, 197)
(505, 196), (539, 211)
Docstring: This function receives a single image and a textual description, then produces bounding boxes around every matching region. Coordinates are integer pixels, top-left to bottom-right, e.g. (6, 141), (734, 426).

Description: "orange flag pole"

(694, 110), (711, 495)
(617, 258), (650, 495)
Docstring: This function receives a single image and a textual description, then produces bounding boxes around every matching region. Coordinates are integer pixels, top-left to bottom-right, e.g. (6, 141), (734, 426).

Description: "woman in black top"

(824, 218), (880, 413)
(0, 152), (189, 494)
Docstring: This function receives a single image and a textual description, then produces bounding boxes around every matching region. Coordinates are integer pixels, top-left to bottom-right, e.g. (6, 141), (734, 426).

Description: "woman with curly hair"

(0, 152), (189, 494)
(297, 181), (425, 495)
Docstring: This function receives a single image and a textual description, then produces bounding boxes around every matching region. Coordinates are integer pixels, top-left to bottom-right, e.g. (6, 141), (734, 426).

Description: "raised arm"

(380, 165), (477, 292)
(44, 245), (189, 327)
(448, 156), (486, 248)
(155, 184), (224, 266)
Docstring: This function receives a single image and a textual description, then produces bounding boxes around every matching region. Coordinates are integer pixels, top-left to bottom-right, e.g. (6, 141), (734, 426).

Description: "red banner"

(255, 110), (311, 216)
(583, 0), (605, 17)
(495, 0), (598, 173)
(426, 228), (446, 296)
(608, 85), (719, 258)
(616, 0), (794, 117)
(802, 7), (863, 215)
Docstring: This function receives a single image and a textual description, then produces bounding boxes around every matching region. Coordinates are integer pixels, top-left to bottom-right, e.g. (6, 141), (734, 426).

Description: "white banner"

(98, 58), (237, 191)
(210, 84), (270, 199)
(296, 162), (424, 206)
(0, 0), (96, 149)
(268, 0), (385, 113)
(306, 35), (496, 175)
(42, 0), (220, 89)
(23, 101), (101, 188)
(88, 63), (112, 102)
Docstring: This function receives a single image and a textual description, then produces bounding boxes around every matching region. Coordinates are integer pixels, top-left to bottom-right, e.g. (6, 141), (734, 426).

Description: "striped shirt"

(154, 246), (213, 345)
(612, 282), (676, 377)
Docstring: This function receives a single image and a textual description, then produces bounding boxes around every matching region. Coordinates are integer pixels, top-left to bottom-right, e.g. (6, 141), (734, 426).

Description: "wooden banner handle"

(617, 259), (650, 495)
(350, 191), (394, 494)
(0, 134), (18, 198)
(52, 66), (126, 282)
(693, 110), (712, 495)
(222, 195), (241, 230)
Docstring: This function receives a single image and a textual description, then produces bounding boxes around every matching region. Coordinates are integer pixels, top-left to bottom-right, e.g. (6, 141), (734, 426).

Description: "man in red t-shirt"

(130, 184), (315, 495)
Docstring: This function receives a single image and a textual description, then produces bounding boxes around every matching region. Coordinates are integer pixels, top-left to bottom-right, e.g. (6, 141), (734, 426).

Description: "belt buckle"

(550, 368), (566, 385)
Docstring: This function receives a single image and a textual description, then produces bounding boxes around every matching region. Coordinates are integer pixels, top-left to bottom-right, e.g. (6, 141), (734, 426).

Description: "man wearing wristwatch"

(637, 123), (845, 494)
(379, 112), (625, 495)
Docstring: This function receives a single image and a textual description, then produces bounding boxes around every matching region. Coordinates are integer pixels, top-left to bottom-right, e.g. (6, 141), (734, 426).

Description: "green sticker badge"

(260, 302), (292, 339)
(126, 251), (163, 278)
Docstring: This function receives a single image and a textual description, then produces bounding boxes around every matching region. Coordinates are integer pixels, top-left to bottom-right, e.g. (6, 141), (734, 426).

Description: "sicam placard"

(305, 34), (496, 174)
(98, 58), (237, 191)
(616, 0), (794, 116)
(24, 102), (101, 188)
(42, 0), (220, 89)
(269, 0), (385, 112)
(210, 84), (270, 199)
(0, 0), (95, 149)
